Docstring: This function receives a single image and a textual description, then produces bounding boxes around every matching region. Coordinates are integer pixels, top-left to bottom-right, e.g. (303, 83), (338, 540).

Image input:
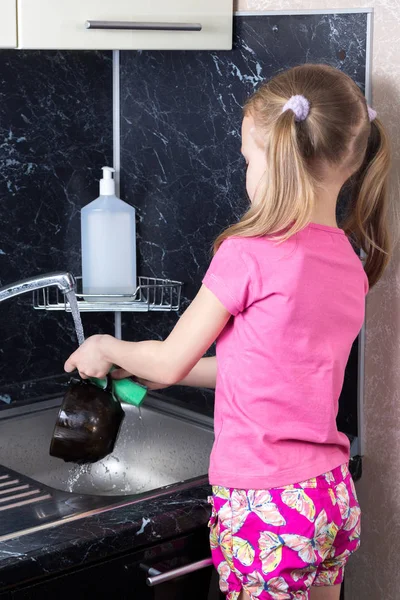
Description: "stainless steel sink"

(0, 396), (214, 497)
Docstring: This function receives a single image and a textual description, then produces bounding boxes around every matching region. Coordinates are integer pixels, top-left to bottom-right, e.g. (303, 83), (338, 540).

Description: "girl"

(65, 64), (391, 599)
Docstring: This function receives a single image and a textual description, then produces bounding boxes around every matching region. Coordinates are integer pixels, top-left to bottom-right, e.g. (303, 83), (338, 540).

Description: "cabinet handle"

(85, 21), (202, 32)
(144, 557), (213, 586)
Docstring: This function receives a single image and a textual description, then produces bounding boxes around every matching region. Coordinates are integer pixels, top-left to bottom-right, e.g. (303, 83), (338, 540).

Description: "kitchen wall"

(0, 51), (113, 399)
(119, 12), (366, 429)
(0, 15), (367, 431)
(236, 2), (400, 599)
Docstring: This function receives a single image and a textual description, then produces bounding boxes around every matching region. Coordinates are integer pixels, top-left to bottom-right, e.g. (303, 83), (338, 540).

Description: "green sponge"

(90, 370), (147, 408)
(112, 376), (147, 407)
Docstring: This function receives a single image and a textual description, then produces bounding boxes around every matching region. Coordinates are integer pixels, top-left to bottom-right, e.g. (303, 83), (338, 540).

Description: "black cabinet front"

(2, 529), (221, 600)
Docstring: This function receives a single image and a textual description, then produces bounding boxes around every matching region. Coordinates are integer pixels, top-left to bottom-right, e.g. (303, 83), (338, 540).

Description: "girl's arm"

(116, 356), (217, 390)
(64, 286), (229, 385)
(178, 356), (217, 388)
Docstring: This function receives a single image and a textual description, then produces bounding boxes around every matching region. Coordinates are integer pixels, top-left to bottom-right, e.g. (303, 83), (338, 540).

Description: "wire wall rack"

(33, 276), (182, 313)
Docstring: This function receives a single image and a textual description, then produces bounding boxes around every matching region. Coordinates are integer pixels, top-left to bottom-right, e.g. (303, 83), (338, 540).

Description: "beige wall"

(236, 1), (400, 598)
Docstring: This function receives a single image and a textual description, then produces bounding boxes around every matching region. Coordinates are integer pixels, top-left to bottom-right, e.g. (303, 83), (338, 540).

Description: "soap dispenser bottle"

(81, 167), (137, 301)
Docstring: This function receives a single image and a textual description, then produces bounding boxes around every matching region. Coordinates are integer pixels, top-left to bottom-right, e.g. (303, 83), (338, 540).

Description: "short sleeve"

(202, 238), (252, 315)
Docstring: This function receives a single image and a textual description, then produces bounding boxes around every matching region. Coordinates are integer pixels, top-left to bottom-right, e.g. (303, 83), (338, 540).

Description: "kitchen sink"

(0, 394), (214, 542)
(0, 395), (214, 497)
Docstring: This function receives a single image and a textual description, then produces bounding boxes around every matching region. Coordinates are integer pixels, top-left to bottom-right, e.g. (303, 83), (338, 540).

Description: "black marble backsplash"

(0, 51), (114, 391)
(120, 13), (367, 431)
(0, 14), (367, 436)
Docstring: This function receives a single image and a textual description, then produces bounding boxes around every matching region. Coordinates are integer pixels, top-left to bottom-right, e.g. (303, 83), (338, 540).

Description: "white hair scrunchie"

(281, 95), (377, 124)
(282, 95), (310, 122)
(367, 105), (377, 122)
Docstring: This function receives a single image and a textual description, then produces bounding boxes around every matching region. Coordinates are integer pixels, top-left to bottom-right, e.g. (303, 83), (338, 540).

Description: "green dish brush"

(90, 369), (147, 408)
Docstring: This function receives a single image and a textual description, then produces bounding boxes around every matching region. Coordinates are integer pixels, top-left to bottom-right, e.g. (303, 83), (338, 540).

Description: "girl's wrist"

(100, 334), (117, 363)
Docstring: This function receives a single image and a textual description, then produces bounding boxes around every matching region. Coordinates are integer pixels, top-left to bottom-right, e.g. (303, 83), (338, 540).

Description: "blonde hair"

(214, 64), (391, 287)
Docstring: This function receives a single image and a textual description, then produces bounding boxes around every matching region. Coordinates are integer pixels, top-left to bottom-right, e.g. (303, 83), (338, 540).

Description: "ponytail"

(214, 65), (392, 283)
(214, 109), (315, 253)
(343, 117), (391, 287)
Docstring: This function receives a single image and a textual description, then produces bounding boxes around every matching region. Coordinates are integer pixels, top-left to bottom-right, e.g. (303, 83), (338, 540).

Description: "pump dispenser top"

(81, 166), (137, 299)
(100, 166), (116, 196)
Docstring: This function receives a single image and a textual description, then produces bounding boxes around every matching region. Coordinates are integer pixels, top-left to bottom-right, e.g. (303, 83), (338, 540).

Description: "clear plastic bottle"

(81, 167), (137, 301)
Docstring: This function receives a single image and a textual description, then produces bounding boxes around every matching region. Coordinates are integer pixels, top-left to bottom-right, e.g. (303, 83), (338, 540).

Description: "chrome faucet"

(0, 272), (76, 303)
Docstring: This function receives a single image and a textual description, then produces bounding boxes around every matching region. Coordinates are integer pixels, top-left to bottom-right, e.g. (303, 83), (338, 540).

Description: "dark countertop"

(0, 375), (214, 591)
(0, 478), (211, 590)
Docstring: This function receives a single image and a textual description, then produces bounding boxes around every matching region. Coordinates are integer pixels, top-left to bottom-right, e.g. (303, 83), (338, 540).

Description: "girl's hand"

(63, 286), (229, 387)
(64, 335), (113, 379)
(111, 368), (169, 391)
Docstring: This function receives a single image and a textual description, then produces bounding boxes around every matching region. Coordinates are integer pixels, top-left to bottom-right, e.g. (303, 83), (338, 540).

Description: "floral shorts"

(208, 464), (361, 599)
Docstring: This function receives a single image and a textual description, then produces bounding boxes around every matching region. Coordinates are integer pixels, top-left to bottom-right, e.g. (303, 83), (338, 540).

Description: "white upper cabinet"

(1, 0), (17, 48)
(17, 0), (233, 50)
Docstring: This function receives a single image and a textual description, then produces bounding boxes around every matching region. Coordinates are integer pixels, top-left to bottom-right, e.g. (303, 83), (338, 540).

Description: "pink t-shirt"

(203, 224), (368, 489)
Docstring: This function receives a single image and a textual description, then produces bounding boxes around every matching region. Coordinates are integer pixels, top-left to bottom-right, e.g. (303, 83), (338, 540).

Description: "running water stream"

(64, 287), (144, 493)
(64, 289), (88, 489)
(66, 289), (85, 345)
